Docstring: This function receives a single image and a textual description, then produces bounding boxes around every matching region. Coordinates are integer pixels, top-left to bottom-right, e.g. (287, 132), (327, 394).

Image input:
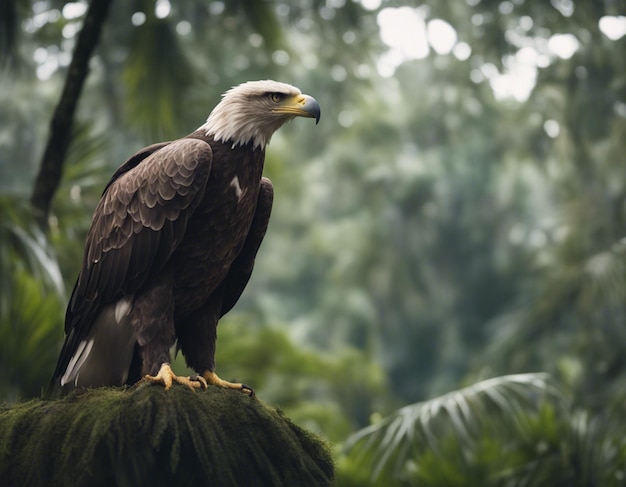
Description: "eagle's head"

(201, 80), (321, 150)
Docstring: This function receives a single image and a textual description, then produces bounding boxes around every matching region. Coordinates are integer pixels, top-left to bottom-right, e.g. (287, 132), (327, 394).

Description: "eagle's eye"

(269, 93), (283, 103)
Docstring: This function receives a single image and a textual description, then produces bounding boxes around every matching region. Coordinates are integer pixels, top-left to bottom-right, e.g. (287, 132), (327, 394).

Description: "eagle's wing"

(51, 138), (212, 387)
(220, 176), (274, 316)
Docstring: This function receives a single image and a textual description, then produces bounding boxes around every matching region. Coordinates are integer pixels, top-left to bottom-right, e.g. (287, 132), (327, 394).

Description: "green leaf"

(342, 373), (564, 485)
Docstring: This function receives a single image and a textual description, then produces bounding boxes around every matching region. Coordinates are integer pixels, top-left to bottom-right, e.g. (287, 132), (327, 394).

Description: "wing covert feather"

(66, 138), (212, 334)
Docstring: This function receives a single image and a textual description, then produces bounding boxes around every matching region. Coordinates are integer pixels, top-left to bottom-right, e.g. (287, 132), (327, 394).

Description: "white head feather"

(200, 80), (304, 150)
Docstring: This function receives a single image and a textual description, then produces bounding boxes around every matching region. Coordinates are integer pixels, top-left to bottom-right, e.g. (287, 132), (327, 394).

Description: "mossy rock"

(0, 383), (334, 487)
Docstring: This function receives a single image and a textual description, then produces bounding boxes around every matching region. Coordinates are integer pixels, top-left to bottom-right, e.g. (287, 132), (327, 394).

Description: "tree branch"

(30, 0), (114, 227)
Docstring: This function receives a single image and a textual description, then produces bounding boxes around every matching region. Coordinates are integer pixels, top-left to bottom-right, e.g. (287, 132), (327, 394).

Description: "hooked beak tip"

(302, 95), (321, 125)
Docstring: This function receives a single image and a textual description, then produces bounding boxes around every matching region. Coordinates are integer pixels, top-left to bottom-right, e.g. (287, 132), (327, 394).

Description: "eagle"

(49, 80), (320, 396)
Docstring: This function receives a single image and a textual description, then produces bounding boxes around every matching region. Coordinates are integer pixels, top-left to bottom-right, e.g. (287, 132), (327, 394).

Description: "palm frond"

(564, 404), (626, 487)
(0, 195), (65, 302)
(122, 16), (194, 138)
(0, 270), (63, 402)
(343, 373), (564, 485)
(0, 195), (65, 399)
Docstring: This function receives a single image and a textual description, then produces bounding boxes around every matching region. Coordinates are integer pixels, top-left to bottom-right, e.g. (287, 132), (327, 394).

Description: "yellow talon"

(202, 370), (254, 397)
(144, 363), (208, 391)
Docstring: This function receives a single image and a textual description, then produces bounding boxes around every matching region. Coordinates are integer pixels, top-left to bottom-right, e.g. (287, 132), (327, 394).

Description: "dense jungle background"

(1, 0), (625, 485)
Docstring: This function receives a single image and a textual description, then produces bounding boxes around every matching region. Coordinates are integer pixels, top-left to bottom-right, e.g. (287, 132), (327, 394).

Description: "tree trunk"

(30, 0), (114, 228)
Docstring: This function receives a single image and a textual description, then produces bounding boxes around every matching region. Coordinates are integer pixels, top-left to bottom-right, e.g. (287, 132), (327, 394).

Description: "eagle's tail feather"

(50, 298), (136, 396)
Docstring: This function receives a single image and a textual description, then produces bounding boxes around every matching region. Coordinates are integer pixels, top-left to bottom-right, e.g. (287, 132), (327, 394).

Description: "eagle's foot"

(202, 370), (255, 397)
(144, 363), (208, 391)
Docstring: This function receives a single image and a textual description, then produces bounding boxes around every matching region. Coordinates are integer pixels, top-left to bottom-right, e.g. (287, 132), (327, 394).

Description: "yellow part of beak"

(274, 94), (321, 124)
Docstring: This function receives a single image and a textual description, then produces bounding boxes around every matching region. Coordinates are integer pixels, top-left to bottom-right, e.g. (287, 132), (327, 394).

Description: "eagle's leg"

(144, 363), (208, 391)
(202, 370), (254, 397)
(176, 295), (255, 396)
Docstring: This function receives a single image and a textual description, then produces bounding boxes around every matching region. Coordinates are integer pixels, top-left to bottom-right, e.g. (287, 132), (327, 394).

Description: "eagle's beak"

(276, 94), (321, 124)
(298, 94), (321, 124)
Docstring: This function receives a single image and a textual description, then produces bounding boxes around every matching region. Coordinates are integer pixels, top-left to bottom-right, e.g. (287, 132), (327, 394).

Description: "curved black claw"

(202, 371), (255, 396)
(189, 374), (209, 390)
(241, 383), (255, 398)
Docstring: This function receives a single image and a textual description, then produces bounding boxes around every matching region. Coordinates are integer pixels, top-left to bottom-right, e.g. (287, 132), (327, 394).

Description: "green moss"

(0, 383), (334, 487)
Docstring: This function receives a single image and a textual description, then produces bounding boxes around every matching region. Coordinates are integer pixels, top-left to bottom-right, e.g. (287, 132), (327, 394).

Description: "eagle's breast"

(171, 136), (265, 316)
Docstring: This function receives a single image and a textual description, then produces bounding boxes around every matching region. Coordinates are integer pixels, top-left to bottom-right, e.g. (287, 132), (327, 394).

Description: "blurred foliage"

(1, 0), (626, 483)
(338, 374), (626, 486)
(0, 195), (64, 401)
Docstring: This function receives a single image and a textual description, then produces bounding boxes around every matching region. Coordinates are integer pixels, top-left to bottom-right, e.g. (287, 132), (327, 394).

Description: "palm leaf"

(0, 195), (65, 301)
(0, 270), (63, 401)
(563, 404), (626, 487)
(343, 373), (564, 485)
(122, 16), (194, 138)
(0, 194), (66, 401)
